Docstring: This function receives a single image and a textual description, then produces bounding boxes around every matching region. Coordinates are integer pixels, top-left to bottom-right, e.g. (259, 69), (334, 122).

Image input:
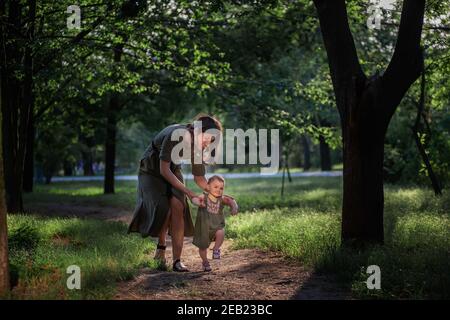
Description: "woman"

(128, 115), (223, 272)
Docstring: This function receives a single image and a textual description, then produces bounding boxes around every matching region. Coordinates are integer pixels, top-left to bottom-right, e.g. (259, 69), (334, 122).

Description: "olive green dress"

(192, 192), (226, 249)
(127, 124), (205, 238)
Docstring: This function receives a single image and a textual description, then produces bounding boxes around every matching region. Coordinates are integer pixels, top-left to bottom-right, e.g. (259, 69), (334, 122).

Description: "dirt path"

(31, 203), (350, 300)
(115, 238), (350, 300)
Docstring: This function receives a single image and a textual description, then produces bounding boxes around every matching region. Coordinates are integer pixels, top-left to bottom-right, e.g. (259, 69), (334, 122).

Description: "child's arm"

(222, 195), (238, 215)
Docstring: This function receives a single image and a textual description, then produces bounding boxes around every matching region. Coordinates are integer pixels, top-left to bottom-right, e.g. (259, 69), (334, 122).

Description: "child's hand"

(230, 200), (239, 216)
(191, 197), (202, 206)
(191, 194), (206, 207)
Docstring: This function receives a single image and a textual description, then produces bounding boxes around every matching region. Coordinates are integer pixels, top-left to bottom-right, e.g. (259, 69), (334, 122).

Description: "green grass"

(7, 215), (155, 299)
(226, 184), (450, 299)
(17, 176), (450, 299)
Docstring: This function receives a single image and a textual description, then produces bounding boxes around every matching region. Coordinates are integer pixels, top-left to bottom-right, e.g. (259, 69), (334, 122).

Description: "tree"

(0, 79), (9, 297)
(313, 0), (426, 244)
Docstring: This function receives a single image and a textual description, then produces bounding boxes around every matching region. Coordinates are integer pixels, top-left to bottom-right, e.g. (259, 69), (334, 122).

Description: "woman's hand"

(187, 191), (206, 207)
(186, 189), (197, 200)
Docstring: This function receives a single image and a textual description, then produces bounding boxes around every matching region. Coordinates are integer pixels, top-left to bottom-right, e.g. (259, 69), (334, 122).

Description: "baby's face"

(209, 180), (224, 198)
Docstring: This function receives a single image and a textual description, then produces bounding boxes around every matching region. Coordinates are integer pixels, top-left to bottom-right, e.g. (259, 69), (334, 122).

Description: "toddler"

(192, 175), (238, 271)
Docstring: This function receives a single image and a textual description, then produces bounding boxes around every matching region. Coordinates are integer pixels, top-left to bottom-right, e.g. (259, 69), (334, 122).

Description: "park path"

(31, 203), (350, 300)
(114, 237), (350, 300)
(51, 171), (342, 182)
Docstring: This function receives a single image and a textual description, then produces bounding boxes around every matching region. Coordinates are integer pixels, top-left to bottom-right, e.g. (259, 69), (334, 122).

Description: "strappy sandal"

(154, 244), (167, 270)
(202, 261), (212, 272)
(173, 259), (189, 272)
(154, 244), (166, 260)
(212, 249), (221, 260)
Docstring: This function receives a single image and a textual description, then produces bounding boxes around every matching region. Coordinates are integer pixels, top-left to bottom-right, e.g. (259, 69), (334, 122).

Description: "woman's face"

(198, 132), (215, 149)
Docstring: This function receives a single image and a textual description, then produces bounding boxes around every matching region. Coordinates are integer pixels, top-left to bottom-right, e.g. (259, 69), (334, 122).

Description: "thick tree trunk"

(23, 112), (35, 192)
(302, 135), (311, 171)
(314, 0), (425, 245)
(1, 0), (36, 212)
(319, 136), (332, 171)
(341, 109), (386, 244)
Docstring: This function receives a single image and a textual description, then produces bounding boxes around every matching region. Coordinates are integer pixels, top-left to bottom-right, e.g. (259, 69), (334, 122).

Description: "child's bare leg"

(213, 229), (225, 251)
(199, 248), (208, 263)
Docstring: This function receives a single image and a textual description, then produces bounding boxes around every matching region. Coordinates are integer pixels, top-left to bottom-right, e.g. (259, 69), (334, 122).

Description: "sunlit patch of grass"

(227, 185), (450, 299)
(7, 215), (156, 300)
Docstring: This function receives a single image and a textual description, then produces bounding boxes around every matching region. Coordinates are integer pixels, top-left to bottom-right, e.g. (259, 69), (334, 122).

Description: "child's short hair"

(207, 175), (225, 185)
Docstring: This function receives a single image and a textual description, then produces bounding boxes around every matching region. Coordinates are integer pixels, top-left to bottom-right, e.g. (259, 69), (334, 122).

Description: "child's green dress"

(192, 192), (225, 249)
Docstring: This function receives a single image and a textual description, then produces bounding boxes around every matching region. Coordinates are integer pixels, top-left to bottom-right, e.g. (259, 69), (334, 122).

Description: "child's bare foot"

(212, 248), (221, 259)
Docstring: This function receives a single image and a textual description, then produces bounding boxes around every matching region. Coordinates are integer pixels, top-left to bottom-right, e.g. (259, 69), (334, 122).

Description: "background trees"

(0, 0), (448, 237)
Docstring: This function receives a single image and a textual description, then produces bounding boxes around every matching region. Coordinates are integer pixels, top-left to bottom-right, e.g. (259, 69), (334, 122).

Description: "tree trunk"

(23, 112), (35, 192)
(103, 44), (123, 194)
(0, 74), (10, 297)
(1, 0), (36, 212)
(301, 135), (311, 171)
(314, 0), (425, 245)
(63, 160), (73, 176)
(82, 151), (95, 176)
(319, 136), (332, 171)
(412, 70), (442, 195)
(104, 96), (118, 194)
(341, 108), (386, 244)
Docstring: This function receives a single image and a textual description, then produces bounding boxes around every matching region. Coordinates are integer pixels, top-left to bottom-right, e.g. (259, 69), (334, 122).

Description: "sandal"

(154, 244), (167, 261)
(173, 259), (189, 272)
(202, 261), (212, 272)
(212, 249), (221, 260)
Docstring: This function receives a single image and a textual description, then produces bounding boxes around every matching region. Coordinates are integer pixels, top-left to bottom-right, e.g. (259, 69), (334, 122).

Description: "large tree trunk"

(1, 0), (36, 212)
(0, 74), (10, 297)
(341, 103), (386, 243)
(314, 0), (425, 245)
(103, 44), (123, 194)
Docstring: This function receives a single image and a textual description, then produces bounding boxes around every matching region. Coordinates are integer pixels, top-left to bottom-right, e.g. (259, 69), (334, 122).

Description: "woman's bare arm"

(160, 160), (197, 199)
(194, 175), (208, 192)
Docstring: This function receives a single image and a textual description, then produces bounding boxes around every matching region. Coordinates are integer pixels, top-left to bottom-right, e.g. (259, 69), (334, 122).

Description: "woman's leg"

(158, 208), (171, 246)
(154, 208), (171, 261)
(213, 229), (225, 250)
(199, 248), (208, 263)
(170, 196), (185, 262)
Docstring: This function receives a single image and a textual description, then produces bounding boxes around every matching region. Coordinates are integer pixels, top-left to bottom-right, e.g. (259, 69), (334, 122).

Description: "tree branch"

(382, 0), (426, 115)
(313, 0), (366, 114)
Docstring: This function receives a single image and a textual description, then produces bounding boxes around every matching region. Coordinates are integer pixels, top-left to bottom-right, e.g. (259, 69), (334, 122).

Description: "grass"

(12, 176), (450, 299)
(7, 215), (155, 299)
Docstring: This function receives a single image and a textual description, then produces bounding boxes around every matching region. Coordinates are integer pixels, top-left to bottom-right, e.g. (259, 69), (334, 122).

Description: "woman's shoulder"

(153, 124), (187, 145)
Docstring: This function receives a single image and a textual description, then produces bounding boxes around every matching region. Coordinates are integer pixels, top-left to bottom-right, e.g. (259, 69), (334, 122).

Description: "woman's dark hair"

(187, 114), (223, 133)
